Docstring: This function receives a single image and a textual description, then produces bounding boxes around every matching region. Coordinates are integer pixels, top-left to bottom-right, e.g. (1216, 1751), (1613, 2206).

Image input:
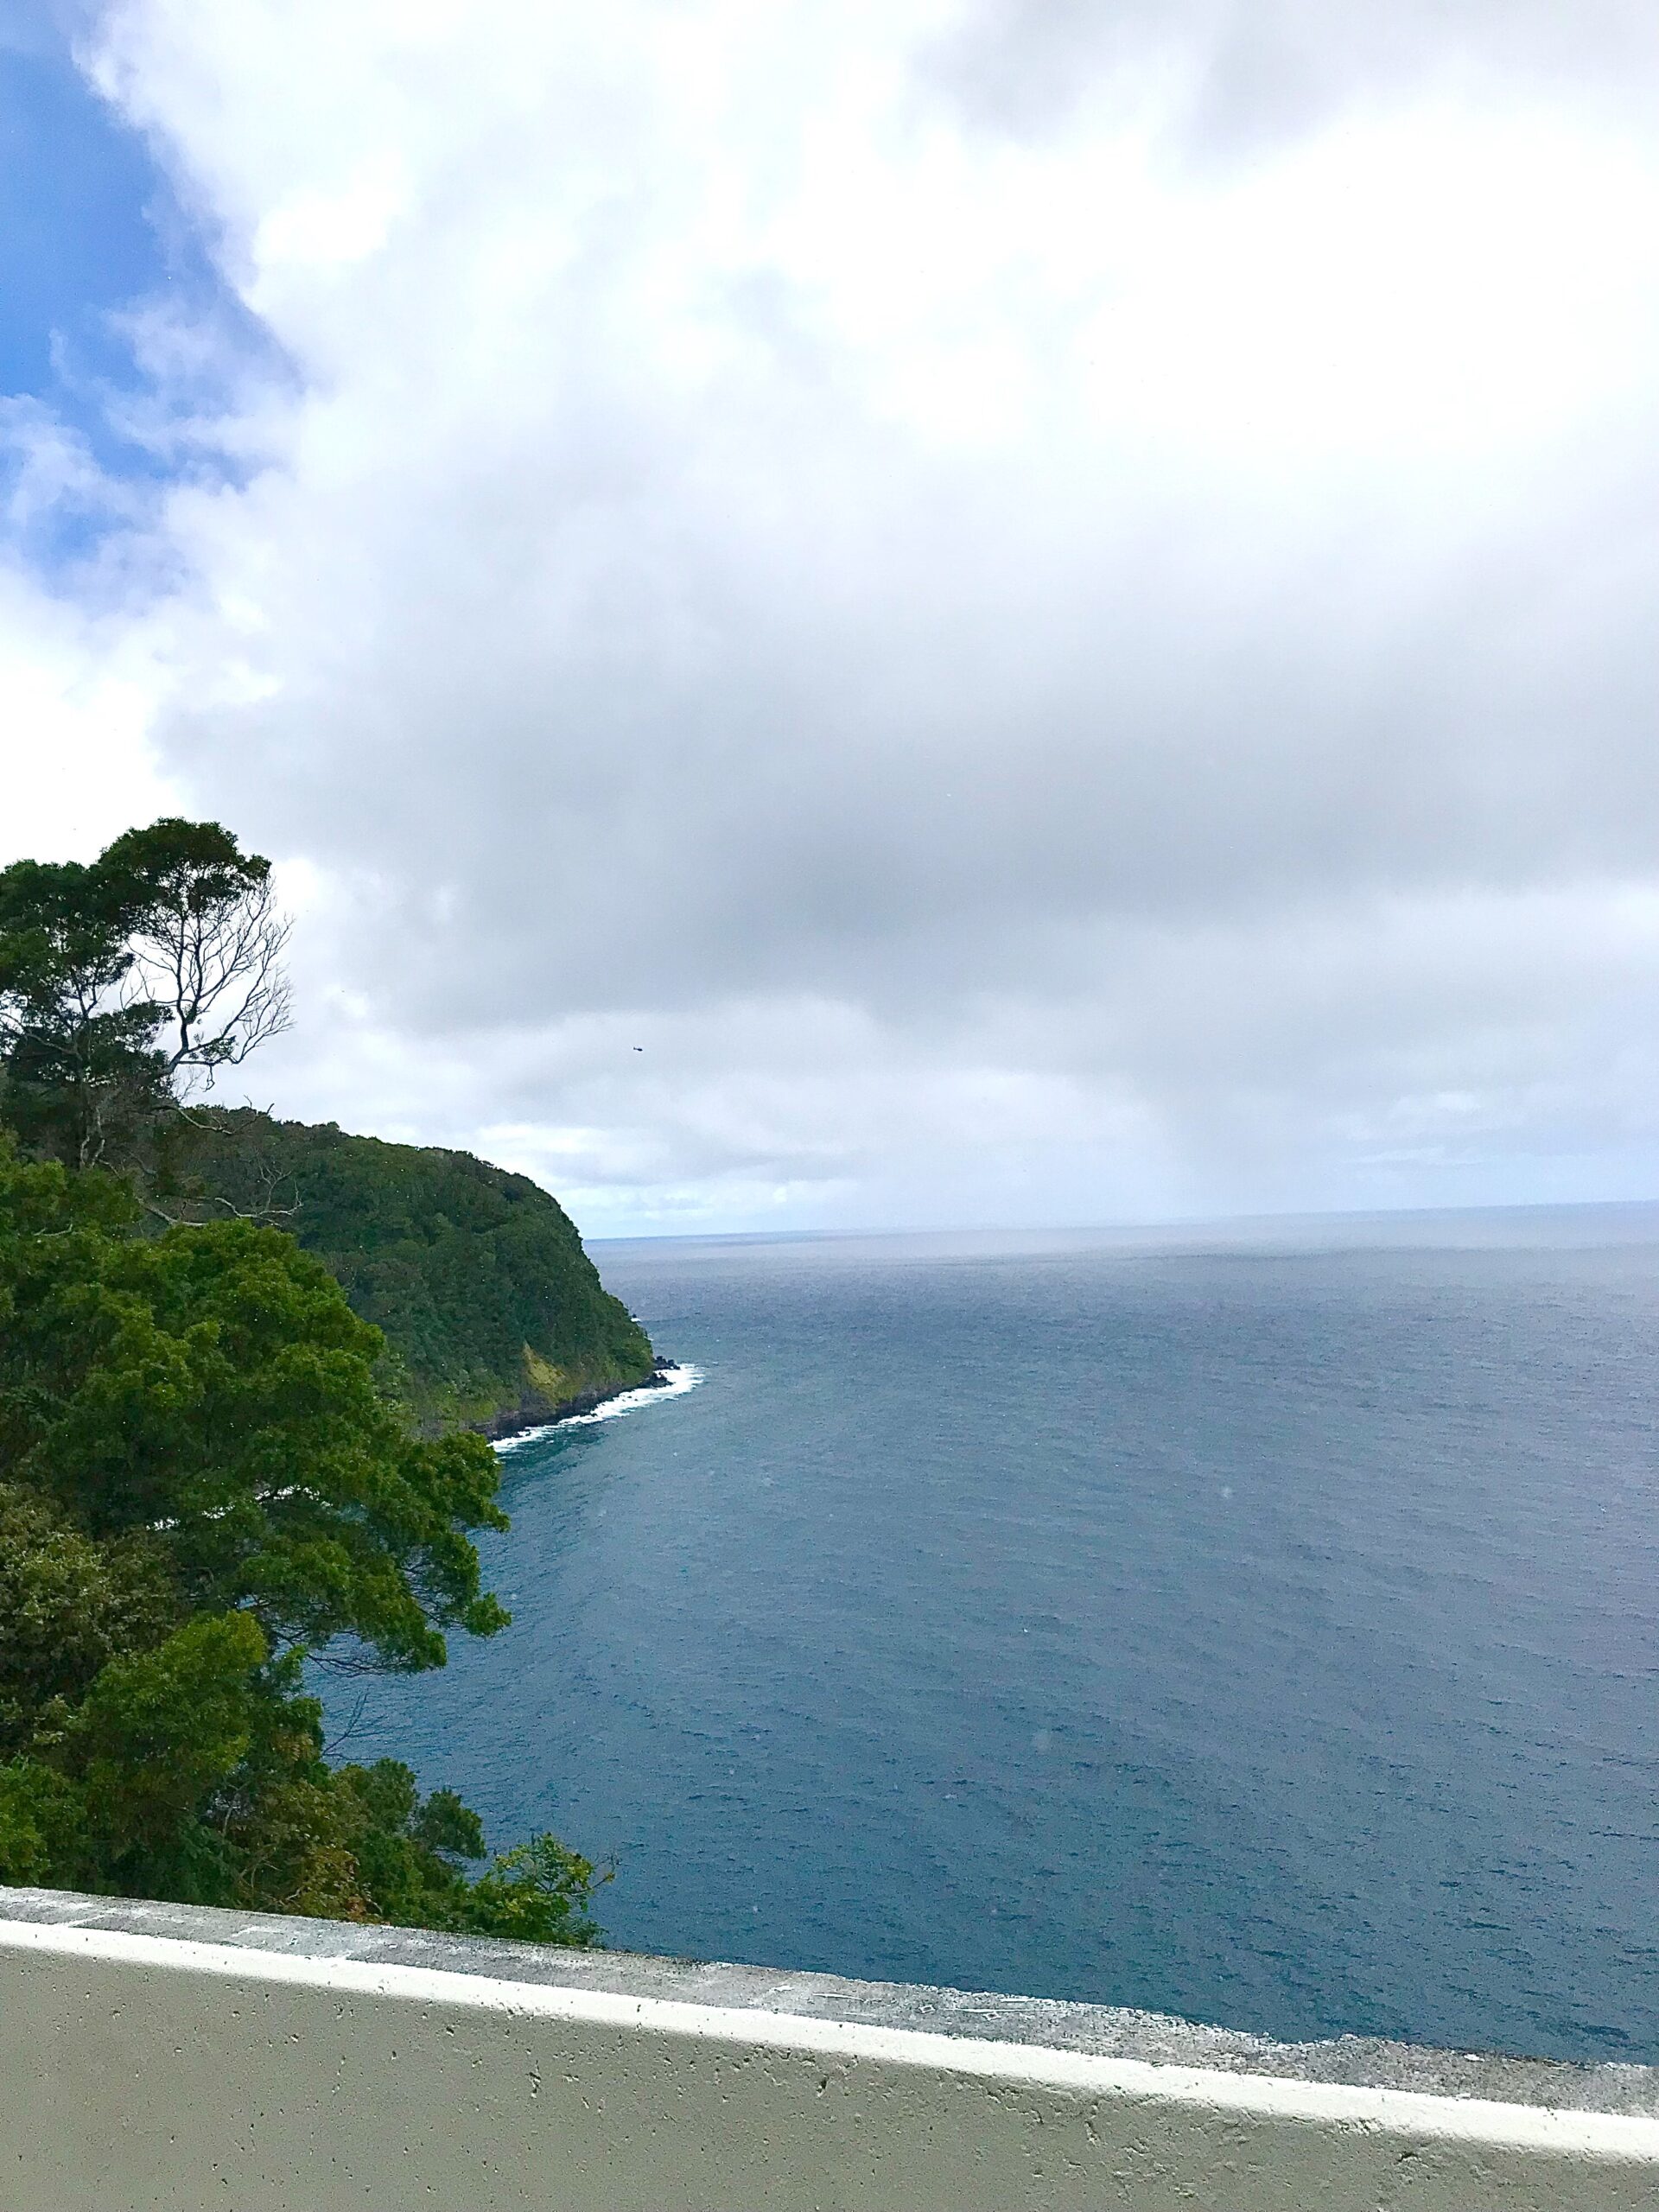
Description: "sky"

(3, 1), (1659, 1236)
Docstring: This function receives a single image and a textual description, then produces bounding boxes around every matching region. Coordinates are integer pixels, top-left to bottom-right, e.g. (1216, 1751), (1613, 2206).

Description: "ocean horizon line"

(588, 1192), (1659, 1255)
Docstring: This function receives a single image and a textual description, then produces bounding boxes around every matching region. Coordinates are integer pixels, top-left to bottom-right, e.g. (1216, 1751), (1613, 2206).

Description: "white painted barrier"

(2, 1888), (1656, 2209)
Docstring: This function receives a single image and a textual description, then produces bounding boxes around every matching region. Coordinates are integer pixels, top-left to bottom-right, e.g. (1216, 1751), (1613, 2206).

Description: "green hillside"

(168, 1109), (656, 1433)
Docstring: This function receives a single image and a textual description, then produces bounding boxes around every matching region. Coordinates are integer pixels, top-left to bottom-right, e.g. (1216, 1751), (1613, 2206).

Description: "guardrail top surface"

(3, 1885), (1658, 2212)
(5, 1882), (1656, 2115)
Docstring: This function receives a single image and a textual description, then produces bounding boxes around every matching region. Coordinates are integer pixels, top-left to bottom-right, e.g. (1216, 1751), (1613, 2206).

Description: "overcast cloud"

(5, 0), (1659, 1231)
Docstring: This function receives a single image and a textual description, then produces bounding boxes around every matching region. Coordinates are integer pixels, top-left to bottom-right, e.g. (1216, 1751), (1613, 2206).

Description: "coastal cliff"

(168, 1108), (655, 1433)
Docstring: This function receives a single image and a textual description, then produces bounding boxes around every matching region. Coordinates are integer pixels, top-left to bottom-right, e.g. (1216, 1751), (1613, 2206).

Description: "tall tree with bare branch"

(100, 819), (293, 1094)
(0, 820), (292, 1171)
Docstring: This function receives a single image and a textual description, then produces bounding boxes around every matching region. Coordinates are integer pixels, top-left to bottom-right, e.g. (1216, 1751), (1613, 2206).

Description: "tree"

(101, 817), (292, 1093)
(0, 817), (605, 1940)
(0, 818), (290, 1172)
(0, 855), (168, 1169)
(0, 1137), (604, 1937)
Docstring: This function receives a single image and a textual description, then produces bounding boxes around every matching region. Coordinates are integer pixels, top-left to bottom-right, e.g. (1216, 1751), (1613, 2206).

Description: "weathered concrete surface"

(3, 1886), (1657, 2209)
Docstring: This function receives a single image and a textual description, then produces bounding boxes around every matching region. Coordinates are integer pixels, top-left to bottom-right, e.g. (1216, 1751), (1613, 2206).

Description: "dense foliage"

(168, 1109), (656, 1429)
(0, 819), (289, 1173)
(0, 818), (618, 1940)
(0, 1141), (603, 1937)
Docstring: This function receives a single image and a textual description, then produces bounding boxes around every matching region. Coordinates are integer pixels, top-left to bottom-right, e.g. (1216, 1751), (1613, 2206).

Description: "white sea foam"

(493, 1363), (703, 1452)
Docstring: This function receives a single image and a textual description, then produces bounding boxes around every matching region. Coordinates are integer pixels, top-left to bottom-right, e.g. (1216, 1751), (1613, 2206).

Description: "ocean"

(322, 1211), (1659, 2063)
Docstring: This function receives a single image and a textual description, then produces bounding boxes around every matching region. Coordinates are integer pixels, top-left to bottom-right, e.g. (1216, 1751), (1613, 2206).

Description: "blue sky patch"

(0, 5), (276, 564)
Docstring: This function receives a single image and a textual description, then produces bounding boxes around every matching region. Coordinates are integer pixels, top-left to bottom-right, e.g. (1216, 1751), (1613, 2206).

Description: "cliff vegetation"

(166, 1109), (657, 1433)
(0, 816), (629, 1940)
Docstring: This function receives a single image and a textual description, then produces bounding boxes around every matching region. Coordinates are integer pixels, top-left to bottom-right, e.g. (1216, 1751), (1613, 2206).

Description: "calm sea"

(324, 1211), (1659, 2062)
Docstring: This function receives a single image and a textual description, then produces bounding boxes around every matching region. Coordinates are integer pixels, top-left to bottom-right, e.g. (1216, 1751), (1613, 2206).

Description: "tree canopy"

(0, 820), (607, 1942)
(0, 1139), (602, 1936)
(0, 817), (290, 1170)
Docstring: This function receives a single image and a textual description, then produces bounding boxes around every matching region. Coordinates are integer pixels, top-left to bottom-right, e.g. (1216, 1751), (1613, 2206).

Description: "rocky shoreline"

(470, 1356), (677, 1444)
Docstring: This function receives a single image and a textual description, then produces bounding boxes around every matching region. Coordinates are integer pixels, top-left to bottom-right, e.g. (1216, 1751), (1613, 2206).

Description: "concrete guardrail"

(3, 1886), (1656, 2208)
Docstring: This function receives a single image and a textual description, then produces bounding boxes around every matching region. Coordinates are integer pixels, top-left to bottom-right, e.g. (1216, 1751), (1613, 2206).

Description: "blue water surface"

(324, 1216), (1659, 2062)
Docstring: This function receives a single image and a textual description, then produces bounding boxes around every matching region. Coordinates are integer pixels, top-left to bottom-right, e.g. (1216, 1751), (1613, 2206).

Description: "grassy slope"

(171, 1109), (654, 1432)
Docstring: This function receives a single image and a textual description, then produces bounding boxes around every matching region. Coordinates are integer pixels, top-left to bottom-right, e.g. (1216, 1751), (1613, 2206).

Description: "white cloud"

(0, 545), (177, 867)
(10, 0), (1659, 1229)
